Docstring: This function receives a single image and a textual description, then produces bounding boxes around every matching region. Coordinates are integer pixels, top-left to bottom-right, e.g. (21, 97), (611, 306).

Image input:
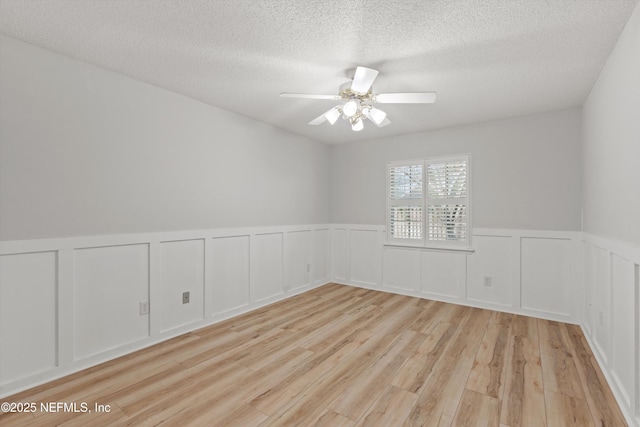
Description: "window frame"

(386, 154), (472, 250)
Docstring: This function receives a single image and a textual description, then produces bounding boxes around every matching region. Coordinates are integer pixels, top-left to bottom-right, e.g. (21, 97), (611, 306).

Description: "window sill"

(383, 243), (475, 253)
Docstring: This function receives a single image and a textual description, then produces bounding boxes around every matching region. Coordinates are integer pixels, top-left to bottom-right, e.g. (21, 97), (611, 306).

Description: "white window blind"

(387, 155), (470, 248)
(389, 164), (422, 200)
(426, 159), (468, 242)
(388, 164), (423, 240)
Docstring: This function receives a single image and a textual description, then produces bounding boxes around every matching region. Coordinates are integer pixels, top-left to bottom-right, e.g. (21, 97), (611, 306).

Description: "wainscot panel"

(466, 235), (512, 307)
(0, 251), (57, 386)
(349, 227), (383, 288)
(73, 244), (150, 360)
(210, 235), (250, 316)
(312, 228), (330, 286)
(421, 250), (466, 299)
(382, 246), (420, 292)
(285, 230), (312, 291)
(581, 233), (640, 427)
(159, 239), (205, 333)
(251, 232), (284, 302)
(520, 237), (575, 317)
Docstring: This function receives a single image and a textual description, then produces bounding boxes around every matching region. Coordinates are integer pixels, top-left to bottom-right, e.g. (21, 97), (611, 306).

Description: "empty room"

(1, 1), (639, 426)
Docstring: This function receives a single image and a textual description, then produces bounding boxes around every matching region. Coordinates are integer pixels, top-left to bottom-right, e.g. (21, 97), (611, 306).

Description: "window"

(387, 155), (470, 248)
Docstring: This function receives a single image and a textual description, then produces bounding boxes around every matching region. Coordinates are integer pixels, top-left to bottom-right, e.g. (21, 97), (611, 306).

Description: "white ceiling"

(0, 0), (637, 144)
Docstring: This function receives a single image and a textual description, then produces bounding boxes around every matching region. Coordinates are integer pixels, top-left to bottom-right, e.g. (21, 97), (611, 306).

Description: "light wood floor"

(1, 283), (627, 426)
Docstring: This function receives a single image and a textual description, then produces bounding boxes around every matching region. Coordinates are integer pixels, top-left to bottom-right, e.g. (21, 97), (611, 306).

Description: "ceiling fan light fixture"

(325, 107), (341, 125)
(342, 99), (359, 117)
(367, 106), (387, 125)
(281, 66), (436, 132)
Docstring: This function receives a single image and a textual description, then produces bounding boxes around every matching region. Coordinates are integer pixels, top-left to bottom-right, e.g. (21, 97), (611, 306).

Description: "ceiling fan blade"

(350, 66), (379, 94)
(372, 117), (391, 127)
(280, 93), (341, 100)
(375, 92), (437, 104)
(308, 106), (341, 125)
(308, 113), (327, 125)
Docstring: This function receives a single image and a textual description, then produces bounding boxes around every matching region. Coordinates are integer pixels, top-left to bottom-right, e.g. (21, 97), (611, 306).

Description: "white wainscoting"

(159, 239), (205, 333)
(251, 232), (285, 303)
(581, 233), (640, 427)
(0, 224), (330, 397)
(2, 224), (637, 426)
(331, 225), (581, 322)
(210, 235), (250, 316)
(74, 244), (151, 360)
(0, 252), (57, 386)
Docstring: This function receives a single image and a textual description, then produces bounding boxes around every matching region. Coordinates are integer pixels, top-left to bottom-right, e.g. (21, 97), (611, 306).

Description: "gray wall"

(329, 108), (583, 231)
(582, 2), (640, 246)
(0, 36), (330, 240)
(8, 21), (631, 241)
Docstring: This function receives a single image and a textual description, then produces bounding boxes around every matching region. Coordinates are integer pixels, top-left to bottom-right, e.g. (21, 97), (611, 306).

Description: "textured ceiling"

(0, 0), (638, 144)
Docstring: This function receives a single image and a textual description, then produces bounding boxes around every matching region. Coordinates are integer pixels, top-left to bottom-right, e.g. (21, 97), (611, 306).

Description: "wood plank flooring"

(0, 283), (627, 426)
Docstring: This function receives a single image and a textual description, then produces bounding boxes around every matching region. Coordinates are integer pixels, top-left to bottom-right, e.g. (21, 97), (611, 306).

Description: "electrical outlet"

(483, 276), (492, 287)
(139, 301), (149, 315)
(182, 291), (190, 304)
(307, 263), (311, 273)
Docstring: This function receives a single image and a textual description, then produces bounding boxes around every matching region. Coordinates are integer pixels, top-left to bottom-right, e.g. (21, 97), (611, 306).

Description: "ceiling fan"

(280, 66), (436, 131)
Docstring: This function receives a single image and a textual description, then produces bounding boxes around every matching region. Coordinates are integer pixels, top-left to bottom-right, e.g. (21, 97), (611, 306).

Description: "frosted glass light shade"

(368, 107), (387, 125)
(325, 107), (340, 125)
(343, 99), (359, 117)
(351, 118), (364, 131)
